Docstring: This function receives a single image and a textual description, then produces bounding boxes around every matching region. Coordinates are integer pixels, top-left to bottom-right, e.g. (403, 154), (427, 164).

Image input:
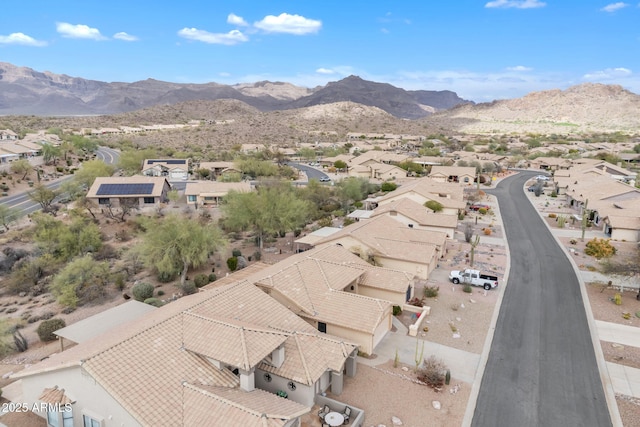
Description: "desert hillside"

(428, 83), (640, 134)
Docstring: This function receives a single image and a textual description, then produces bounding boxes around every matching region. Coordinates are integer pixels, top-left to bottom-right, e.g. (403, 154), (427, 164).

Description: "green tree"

(10, 159), (32, 180)
(335, 177), (377, 212)
(41, 143), (61, 165)
(29, 184), (58, 212)
(67, 134), (98, 153)
(32, 213), (102, 261)
(0, 204), (19, 231)
(167, 189), (180, 205)
(73, 159), (115, 189)
(139, 215), (227, 285)
(424, 200), (444, 213)
(118, 148), (158, 175)
(298, 147), (317, 162)
(222, 184), (310, 251)
(50, 254), (110, 308)
(334, 160), (348, 171)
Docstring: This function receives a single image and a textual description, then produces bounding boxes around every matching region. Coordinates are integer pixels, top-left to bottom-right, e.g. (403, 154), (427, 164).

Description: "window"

(288, 381), (297, 391)
(62, 409), (73, 427)
(47, 411), (59, 427)
(187, 195), (197, 202)
(263, 373), (272, 382)
(464, 177), (470, 183)
(98, 198), (109, 205)
(318, 322), (327, 333)
(143, 197), (155, 204)
(83, 414), (102, 427)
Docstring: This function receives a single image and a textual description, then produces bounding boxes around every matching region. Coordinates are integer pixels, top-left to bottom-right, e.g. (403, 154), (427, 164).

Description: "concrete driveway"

(471, 172), (613, 427)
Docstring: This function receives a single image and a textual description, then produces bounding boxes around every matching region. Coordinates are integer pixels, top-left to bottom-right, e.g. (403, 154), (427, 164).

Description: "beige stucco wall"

(254, 368), (316, 407)
(358, 285), (410, 307)
(611, 228), (639, 242)
(322, 322), (376, 356)
(377, 257), (432, 280)
(19, 366), (140, 427)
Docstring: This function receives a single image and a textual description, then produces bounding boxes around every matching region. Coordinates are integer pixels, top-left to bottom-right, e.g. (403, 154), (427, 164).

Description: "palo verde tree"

(28, 184), (58, 213)
(32, 212), (103, 261)
(10, 159), (32, 180)
(138, 214), (227, 286)
(222, 182), (311, 252)
(50, 254), (110, 308)
(73, 159), (115, 189)
(0, 204), (19, 231)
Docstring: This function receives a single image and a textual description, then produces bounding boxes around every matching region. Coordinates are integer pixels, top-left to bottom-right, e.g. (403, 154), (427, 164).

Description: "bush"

(483, 228), (492, 235)
(584, 238), (616, 259)
(157, 290), (165, 296)
(132, 282), (155, 302)
(478, 208), (488, 215)
(180, 280), (197, 295)
(194, 273), (210, 288)
(231, 248), (242, 257)
(424, 285), (439, 298)
(392, 305), (402, 316)
(143, 298), (164, 307)
(424, 200), (444, 213)
(157, 270), (178, 283)
(463, 284), (473, 293)
(548, 213), (557, 219)
(252, 251), (262, 261)
(381, 182), (398, 192)
(36, 318), (66, 342)
(227, 257), (238, 271)
(417, 356), (447, 390)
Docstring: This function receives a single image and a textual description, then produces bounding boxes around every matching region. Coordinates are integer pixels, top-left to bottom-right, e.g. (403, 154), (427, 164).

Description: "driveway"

(471, 172), (612, 427)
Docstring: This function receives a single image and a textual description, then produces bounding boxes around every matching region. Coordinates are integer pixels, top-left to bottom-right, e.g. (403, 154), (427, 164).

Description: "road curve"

(472, 172), (612, 427)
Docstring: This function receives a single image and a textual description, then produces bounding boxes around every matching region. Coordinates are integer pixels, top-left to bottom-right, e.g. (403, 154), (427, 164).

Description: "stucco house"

(314, 215), (445, 279)
(370, 197), (458, 238)
(14, 280), (358, 426)
(142, 159), (189, 180)
(246, 245), (415, 354)
(86, 176), (171, 208)
(375, 178), (466, 216)
(184, 181), (252, 207)
(428, 165), (477, 185)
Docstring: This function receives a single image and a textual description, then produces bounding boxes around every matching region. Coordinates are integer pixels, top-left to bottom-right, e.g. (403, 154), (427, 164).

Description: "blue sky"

(1, 1), (639, 102)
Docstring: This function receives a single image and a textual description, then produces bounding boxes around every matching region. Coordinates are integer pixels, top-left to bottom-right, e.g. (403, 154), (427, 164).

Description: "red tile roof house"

(13, 280), (359, 427)
(244, 244), (415, 355)
(86, 176), (171, 209)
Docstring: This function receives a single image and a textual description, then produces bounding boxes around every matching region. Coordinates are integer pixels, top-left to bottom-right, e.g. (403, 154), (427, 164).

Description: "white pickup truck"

(449, 269), (499, 290)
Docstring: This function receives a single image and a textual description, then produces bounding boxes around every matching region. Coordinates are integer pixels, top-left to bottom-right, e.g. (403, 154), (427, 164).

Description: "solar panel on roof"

(147, 159), (186, 165)
(96, 183), (155, 196)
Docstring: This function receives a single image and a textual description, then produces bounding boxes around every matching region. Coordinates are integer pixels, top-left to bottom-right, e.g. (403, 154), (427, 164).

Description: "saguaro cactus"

(469, 235), (480, 267)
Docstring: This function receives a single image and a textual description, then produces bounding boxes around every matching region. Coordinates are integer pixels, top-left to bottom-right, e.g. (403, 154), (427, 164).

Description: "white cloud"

(0, 32), (47, 46)
(227, 13), (248, 26)
(56, 22), (107, 40)
(316, 68), (335, 74)
(507, 65), (533, 71)
(254, 13), (321, 35)
(177, 28), (248, 45)
(485, 0), (546, 9)
(113, 32), (138, 42)
(600, 2), (628, 12)
(583, 67), (632, 80)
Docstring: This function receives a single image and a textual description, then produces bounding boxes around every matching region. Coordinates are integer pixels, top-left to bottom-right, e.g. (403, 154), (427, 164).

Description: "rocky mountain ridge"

(0, 62), (470, 118)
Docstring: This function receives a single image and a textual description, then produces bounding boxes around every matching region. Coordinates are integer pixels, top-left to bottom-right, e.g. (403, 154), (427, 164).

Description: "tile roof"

(429, 165), (476, 178)
(184, 181), (252, 197)
(371, 198), (459, 228)
(16, 281), (357, 426)
(39, 386), (74, 405)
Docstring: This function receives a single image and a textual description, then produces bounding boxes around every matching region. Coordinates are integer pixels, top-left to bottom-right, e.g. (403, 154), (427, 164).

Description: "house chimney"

(271, 344), (285, 368)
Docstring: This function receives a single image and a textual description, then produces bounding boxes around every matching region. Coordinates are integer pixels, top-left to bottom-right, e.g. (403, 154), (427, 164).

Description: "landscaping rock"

(391, 416), (403, 425)
(432, 400), (441, 410)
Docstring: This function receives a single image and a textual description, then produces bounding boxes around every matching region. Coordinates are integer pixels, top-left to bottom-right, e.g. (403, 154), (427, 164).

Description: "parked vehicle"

(469, 203), (490, 211)
(535, 175), (550, 181)
(527, 185), (537, 192)
(449, 269), (499, 290)
(319, 177), (331, 182)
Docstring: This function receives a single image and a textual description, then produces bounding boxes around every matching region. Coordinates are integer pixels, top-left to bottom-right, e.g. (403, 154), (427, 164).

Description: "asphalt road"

(472, 172), (612, 427)
(287, 161), (332, 183)
(0, 146), (120, 217)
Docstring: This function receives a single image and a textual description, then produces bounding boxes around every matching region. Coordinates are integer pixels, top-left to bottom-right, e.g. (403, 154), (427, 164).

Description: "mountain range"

(0, 62), (471, 118)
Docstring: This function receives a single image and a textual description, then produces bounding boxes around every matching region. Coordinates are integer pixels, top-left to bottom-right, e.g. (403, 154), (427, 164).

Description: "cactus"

(614, 293), (622, 305)
(414, 339), (425, 372)
(469, 234), (480, 267)
(445, 369), (451, 385)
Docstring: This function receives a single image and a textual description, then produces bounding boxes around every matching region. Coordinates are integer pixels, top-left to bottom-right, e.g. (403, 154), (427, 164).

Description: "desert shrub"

(464, 223), (474, 243)
(407, 297), (424, 307)
(584, 238), (616, 259)
(548, 213), (557, 219)
(36, 318), (66, 342)
(550, 191), (557, 198)
(317, 217), (333, 227)
(424, 200), (444, 213)
(226, 256), (238, 271)
(180, 280), (197, 295)
(570, 238), (578, 245)
(194, 273), (209, 288)
(424, 285), (439, 298)
(478, 207), (488, 215)
(157, 290), (165, 296)
(113, 272), (126, 291)
(343, 217), (355, 227)
(252, 251), (262, 261)
(392, 305), (402, 316)
(381, 182), (397, 192)
(132, 282), (155, 302)
(157, 270), (178, 283)
(417, 356), (448, 391)
(483, 228), (492, 235)
(613, 293), (622, 305)
(463, 284), (473, 293)
(458, 211), (465, 221)
(208, 273), (217, 283)
(143, 298), (164, 307)
(232, 248), (242, 257)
